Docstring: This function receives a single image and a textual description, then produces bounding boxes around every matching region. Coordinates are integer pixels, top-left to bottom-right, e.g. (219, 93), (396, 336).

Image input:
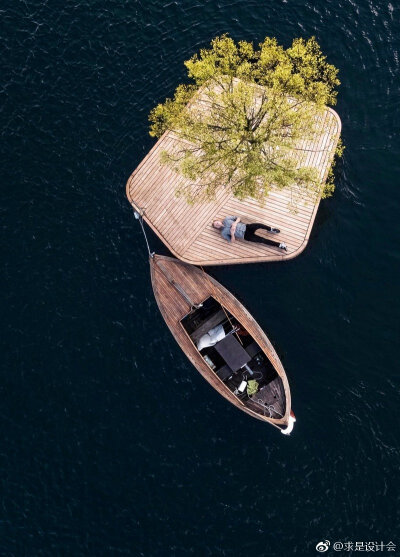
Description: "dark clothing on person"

(243, 223), (281, 247)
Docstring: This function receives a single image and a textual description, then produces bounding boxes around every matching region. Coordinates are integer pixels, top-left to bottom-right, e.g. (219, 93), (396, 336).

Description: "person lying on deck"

(212, 216), (287, 251)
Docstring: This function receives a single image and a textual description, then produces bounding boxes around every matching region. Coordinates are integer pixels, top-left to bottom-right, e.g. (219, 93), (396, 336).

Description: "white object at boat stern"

(281, 410), (296, 435)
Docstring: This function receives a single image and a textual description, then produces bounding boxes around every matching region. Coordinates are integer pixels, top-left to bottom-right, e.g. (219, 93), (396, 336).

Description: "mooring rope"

(133, 209), (154, 258)
(251, 397), (284, 419)
(133, 208), (203, 310)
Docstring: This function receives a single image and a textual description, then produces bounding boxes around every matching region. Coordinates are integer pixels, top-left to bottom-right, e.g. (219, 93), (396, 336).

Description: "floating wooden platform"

(126, 107), (341, 266)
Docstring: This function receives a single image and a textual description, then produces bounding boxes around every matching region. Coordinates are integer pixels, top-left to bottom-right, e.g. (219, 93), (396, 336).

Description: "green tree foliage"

(149, 35), (341, 206)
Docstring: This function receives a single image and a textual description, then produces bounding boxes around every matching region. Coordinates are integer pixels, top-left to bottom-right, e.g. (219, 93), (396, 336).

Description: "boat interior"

(180, 297), (286, 420)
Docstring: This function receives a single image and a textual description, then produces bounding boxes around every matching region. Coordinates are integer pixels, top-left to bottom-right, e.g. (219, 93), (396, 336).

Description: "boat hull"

(150, 254), (291, 428)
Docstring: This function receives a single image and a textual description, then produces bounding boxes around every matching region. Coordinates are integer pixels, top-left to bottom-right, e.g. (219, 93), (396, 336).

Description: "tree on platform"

(149, 35), (341, 207)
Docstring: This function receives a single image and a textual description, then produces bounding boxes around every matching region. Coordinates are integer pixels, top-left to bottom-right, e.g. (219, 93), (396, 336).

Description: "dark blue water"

(2, 1), (400, 555)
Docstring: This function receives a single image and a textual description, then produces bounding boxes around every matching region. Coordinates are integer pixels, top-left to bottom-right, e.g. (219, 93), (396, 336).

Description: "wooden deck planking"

(166, 187), (230, 250)
(185, 235), (284, 263)
(190, 227), (290, 258)
(214, 204), (309, 240)
(225, 203), (312, 235)
(128, 134), (173, 198)
(126, 103), (341, 265)
(190, 239), (280, 262)
(131, 133), (233, 254)
(224, 198), (313, 229)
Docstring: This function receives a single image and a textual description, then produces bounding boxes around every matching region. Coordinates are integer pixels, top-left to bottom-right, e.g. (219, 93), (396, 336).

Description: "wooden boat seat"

(190, 309), (226, 344)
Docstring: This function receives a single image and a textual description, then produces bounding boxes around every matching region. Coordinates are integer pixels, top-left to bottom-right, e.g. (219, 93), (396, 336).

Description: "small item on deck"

(247, 379), (259, 396)
(203, 354), (216, 370)
(237, 380), (247, 394)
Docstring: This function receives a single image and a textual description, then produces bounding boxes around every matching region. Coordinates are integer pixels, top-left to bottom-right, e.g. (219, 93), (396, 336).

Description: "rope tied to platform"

(134, 209), (154, 258)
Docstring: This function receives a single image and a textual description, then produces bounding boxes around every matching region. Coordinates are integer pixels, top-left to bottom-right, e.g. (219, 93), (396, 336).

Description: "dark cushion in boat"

(216, 365), (232, 381)
(246, 341), (261, 358)
(215, 334), (251, 372)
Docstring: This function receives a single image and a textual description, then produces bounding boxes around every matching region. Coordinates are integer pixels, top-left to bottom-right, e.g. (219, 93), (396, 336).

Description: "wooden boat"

(150, 254), (295, 433)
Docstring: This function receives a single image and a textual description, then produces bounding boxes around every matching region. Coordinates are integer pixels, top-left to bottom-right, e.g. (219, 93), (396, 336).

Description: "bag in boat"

(197, 324), (226, 351)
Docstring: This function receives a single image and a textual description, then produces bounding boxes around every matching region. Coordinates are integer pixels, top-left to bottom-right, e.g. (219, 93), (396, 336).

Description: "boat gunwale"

(150, 254), (291, 427)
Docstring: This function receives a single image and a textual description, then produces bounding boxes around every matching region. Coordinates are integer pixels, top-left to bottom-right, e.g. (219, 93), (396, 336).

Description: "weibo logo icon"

(316, 540), (330, 552)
